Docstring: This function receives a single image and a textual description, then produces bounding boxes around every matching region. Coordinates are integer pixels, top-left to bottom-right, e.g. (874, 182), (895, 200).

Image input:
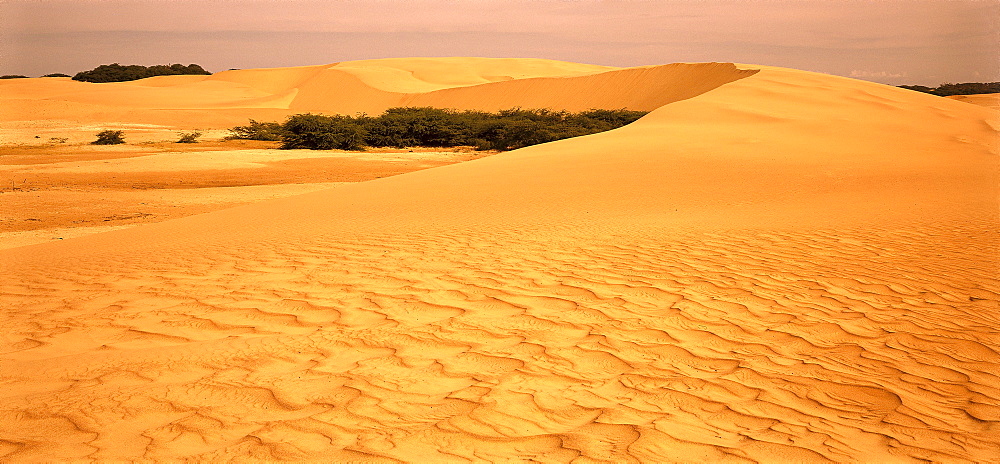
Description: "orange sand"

(0, 140), (484, 249)
(0, 59), (749, 131)
(948, 92), (1000, 111)
(0, 58), (998, 462)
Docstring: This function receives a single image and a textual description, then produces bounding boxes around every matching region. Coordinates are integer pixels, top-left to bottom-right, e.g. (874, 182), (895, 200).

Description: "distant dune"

(0, 58), (752, 127)
(948, 92), (1000, 110)
(0, 58), (997, 462)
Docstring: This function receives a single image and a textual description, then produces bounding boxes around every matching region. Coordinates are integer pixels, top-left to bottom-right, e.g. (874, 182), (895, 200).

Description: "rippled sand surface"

(1, 59), (998, 462)
(3, 223), (998, 462)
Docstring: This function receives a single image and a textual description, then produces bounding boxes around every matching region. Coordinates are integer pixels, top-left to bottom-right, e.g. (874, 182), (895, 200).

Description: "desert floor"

(0, 58), (998, 463)
(0, 138), (485, 249)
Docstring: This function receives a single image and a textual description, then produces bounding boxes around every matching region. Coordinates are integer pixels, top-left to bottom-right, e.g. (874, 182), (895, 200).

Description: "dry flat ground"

(0, 139), (484, 249)
(0, 58), (998, 463)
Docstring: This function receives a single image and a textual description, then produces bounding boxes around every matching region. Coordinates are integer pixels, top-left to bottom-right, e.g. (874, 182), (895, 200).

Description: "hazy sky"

(1, 0), (997, 85)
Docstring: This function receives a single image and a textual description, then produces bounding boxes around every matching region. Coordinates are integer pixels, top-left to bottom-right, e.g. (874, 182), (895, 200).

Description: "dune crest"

(1, 60), (998, 462)
(0, 58), (755, 127)
(330, 57), (616, 92)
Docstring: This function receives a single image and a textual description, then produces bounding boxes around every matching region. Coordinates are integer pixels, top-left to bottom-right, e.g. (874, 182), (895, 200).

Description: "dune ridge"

(0, 58), (750, 129)
(1, 59), (998, 462)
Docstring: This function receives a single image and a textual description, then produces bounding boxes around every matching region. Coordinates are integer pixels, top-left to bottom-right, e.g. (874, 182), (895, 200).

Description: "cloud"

(850, 70), (908, 79)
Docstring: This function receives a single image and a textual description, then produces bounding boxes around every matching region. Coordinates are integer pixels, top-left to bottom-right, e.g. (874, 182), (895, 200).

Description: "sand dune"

(329, 57), (615, 93)
(400, 62), (755, 113)
(1, 59), (998, 462)
(948, 92), (1000, 110)
(0, 58), (747, 129)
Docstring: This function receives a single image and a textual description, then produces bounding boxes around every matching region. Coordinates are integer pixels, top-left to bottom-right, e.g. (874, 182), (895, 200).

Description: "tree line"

(2, 64), (211, 82)
(1, 73), (70, 79)
(71, 64), (211, 83)
(898, 82), (1000, 96)
(228, 107), (649, 151)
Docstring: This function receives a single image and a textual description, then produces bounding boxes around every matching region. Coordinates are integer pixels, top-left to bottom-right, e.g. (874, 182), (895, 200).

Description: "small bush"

(0, 75), (28, 79)
(48, 137), (69, 143)
(177, 131), (202, 143)
(92, 130), (125, 145)
(227, 120), (285, 141)
(42, 73), (71, 78)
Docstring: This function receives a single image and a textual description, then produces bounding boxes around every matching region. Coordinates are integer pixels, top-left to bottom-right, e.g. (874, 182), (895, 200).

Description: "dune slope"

(948, 92), (1000, 110)
(0, 61), (998, 462)
(0, 58), (750, 129)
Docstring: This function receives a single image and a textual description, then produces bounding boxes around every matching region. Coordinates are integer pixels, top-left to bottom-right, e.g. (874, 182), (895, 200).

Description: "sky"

(1, 0), (997, 86)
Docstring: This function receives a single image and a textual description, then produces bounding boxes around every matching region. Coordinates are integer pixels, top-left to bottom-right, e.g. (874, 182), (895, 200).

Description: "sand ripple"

(1, 223), (996, 462)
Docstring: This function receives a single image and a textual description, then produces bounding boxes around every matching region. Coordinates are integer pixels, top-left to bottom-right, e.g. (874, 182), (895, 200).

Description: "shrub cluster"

(226, 120), (287, 141)
(177, 131), (202, 143)
(92, 130), (125, 145)
(72, 63), (211, 83)
(230, 107), (648, 151)
(898, 82), (1000, 96)
(0, 75), (28, 79)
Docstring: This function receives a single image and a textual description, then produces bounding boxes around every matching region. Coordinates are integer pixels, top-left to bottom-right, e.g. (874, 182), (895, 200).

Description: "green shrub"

(0, 75), (28, 79)
(227, 120), (286, 141)
(575, 108), (647, 127)
(92, 130), (125, 145)
(232, 107), (649, 151)
(72, 63), (211, 83)
(363, 107), (479, 147)
(42, 73), (71, 78)
(177, 131), (202, 143)
(281, 114), (367, 150)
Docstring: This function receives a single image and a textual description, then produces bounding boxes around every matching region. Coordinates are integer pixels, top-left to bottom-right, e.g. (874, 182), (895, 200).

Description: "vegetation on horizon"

(898, 82), (1000, 96)
(229, 107), (649, 151)
(0, 75), (28, 79)
(72, 63), (211, 83)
